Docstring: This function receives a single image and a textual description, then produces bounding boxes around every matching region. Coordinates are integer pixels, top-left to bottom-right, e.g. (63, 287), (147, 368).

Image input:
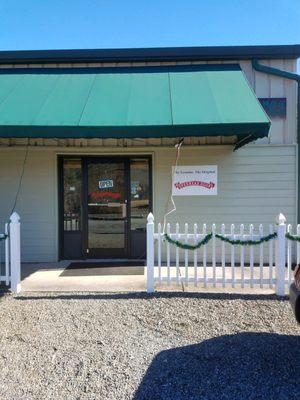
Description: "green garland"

(163, 231), (278, 250)
(215, 232), (277, 246)
(285, 232), (300, 242)
(163, 232), (212, 250)
(0, 234), (8, 241)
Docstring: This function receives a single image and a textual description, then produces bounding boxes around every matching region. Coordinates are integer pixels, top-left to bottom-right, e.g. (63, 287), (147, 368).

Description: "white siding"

(251, 59), (298, 145)
(0, 148), (57, 262)
(0, 144), (296, 262)
(153, 145), (296, 226)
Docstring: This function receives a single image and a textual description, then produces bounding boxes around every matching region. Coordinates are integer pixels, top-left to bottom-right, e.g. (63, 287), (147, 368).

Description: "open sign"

(99, 179), (114, 189)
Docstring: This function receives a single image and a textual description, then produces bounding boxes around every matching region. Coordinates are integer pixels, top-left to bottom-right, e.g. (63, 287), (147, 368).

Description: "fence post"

(275, 213), (286, 296)
(147, 213), (154, 294)
(5, 223), (9, 286)
(10, 212), (21, 293)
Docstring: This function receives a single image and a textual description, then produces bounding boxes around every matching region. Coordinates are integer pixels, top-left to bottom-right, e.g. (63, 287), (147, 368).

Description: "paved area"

(21, 262), (146, 292)
(0, 291), (299, 399)
(21, 262), (279, 294)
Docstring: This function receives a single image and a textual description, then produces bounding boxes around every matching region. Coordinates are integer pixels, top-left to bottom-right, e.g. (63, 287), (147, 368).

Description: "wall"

(153, 144), (296, 226)
(0, 56), (297, 262)
(0, 144), (296, 262)
(241, 59), (297, 145)
(0, 148), (57, 262)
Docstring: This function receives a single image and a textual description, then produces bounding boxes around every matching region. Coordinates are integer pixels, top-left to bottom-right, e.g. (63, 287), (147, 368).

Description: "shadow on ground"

(133, 332), (300, 400)
(15, 292), (286, 302)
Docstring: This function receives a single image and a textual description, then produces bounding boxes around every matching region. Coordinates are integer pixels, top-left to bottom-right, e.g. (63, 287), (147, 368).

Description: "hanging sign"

(172, 165), (217, 196)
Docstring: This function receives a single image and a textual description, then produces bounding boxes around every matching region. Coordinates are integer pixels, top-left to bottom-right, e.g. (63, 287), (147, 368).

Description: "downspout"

(252, 59), (300, 223)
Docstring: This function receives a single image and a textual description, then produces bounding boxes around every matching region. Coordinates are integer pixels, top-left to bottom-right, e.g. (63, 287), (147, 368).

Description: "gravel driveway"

(0, 292), (299, 400)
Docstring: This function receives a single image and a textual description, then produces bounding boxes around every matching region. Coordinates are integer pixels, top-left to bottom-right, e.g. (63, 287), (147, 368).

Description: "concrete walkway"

(20, 262), (275, 294)
(21, 262), (147, 292)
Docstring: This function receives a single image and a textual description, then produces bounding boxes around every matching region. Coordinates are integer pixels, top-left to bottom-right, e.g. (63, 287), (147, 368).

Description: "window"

(130, 158), (150, 231)
(63, 158), (82, 231)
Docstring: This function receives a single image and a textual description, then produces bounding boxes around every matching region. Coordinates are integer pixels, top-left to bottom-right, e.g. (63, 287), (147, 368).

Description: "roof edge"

(0, 44), (299, 64)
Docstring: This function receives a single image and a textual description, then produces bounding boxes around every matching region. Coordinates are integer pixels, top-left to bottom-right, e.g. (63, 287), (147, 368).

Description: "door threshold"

(64, 259), (145, 269)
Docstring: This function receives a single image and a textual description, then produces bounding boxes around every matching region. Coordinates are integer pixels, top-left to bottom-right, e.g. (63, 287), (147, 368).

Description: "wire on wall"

(10, 140), (29, 216)
(162, 138), (184, 234)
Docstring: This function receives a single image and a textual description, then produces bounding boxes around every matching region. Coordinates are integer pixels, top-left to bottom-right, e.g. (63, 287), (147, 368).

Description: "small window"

(63, 158), (82, 231)
(130, 158), (150, 231)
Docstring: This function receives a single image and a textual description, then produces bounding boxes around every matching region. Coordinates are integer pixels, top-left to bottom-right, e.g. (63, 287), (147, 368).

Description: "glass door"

(86, 158), (128, 258)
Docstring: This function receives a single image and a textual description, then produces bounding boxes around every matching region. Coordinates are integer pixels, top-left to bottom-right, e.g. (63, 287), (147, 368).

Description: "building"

(0, 45), (299, 263)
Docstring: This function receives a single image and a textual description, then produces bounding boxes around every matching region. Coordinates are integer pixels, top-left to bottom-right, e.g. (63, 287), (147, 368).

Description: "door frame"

(58, 154), (153, 260)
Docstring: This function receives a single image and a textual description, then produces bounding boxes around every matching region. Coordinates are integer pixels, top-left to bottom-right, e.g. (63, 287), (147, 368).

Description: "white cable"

(162, 139), (183, 234)
(162, 138), (185, 292)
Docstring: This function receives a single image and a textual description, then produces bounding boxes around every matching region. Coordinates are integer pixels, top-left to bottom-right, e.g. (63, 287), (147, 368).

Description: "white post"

(5, 223), (9, 286)
(10, 212), (21, 293)
(275, 213), (286, 296)
(147, 213), (154, 294)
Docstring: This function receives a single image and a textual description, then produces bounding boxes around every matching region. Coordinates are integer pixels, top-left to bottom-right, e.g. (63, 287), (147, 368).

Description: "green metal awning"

(0, 65), (270, 149)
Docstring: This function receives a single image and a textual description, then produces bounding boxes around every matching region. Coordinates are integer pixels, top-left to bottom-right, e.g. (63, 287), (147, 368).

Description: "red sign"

(174, 180), (215, 190)
(90, 191), (121, 200)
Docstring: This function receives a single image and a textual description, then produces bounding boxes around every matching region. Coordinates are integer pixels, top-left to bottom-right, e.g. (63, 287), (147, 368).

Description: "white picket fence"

(146, 213), (296, 295)
(0, 212), (21, 293)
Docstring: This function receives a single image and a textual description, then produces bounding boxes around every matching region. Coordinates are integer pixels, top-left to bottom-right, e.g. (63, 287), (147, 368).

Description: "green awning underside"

(0, 65), (270, 149)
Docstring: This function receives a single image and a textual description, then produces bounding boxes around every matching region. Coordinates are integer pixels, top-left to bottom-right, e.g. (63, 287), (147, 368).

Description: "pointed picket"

(194, 223), (198, 286)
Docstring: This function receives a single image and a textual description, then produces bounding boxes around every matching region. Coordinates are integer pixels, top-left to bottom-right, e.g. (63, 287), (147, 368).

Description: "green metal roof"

(0, 65), (270, 149)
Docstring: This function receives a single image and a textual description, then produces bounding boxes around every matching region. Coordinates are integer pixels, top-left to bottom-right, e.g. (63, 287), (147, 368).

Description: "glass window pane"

(88, 161), (125, 249)
(63, 158), (82, 231)
(130, 159), (150, 231)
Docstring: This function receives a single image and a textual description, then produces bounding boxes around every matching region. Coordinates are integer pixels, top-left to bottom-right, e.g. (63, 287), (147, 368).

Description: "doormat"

(60, 261), (145, 277)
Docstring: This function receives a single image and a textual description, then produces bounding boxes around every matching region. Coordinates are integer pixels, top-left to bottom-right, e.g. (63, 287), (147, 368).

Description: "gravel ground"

(0, 292), (299, 400)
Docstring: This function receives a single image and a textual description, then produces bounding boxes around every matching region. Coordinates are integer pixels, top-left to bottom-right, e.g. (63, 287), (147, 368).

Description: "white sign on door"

(172, 165), (217, 196)
(99, 179), (114, 189)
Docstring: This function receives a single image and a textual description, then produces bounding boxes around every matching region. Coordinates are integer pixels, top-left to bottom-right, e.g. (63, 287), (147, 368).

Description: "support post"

(5, 223), (9, 286)
(275, 213), (286, 296)
(147, 213), (154, 294)
(10, 212), (21, 293)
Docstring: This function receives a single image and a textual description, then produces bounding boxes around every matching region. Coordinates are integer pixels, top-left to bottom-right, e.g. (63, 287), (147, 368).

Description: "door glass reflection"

(63, 158), (82, 231)
(130, 159), (150, 231)
(88, 162), (126, 249)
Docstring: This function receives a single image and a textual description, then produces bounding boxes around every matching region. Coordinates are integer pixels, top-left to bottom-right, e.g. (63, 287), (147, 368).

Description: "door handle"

(106, 202), (127, 217)
(122, 203), (127, 218)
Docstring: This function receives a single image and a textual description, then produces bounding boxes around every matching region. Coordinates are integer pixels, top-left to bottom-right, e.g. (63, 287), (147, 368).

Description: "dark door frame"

(83, 156), (130, 259)
(58, 154), (153, 260)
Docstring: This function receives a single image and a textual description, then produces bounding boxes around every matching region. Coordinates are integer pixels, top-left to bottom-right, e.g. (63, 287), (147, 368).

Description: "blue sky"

(0, 0), (299, 50)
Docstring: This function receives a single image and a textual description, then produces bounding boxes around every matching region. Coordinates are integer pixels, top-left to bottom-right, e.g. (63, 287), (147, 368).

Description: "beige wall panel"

(283, 59), (297, 73)
(239, 60), (254, 87)
(0, 144), (296, 263)
(269, 60), (286, 144)
(284, 58), (298, 144)
(0, 148), (57, 262)
(152, 145), (296, 227)
(254, 60), (270, 97)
